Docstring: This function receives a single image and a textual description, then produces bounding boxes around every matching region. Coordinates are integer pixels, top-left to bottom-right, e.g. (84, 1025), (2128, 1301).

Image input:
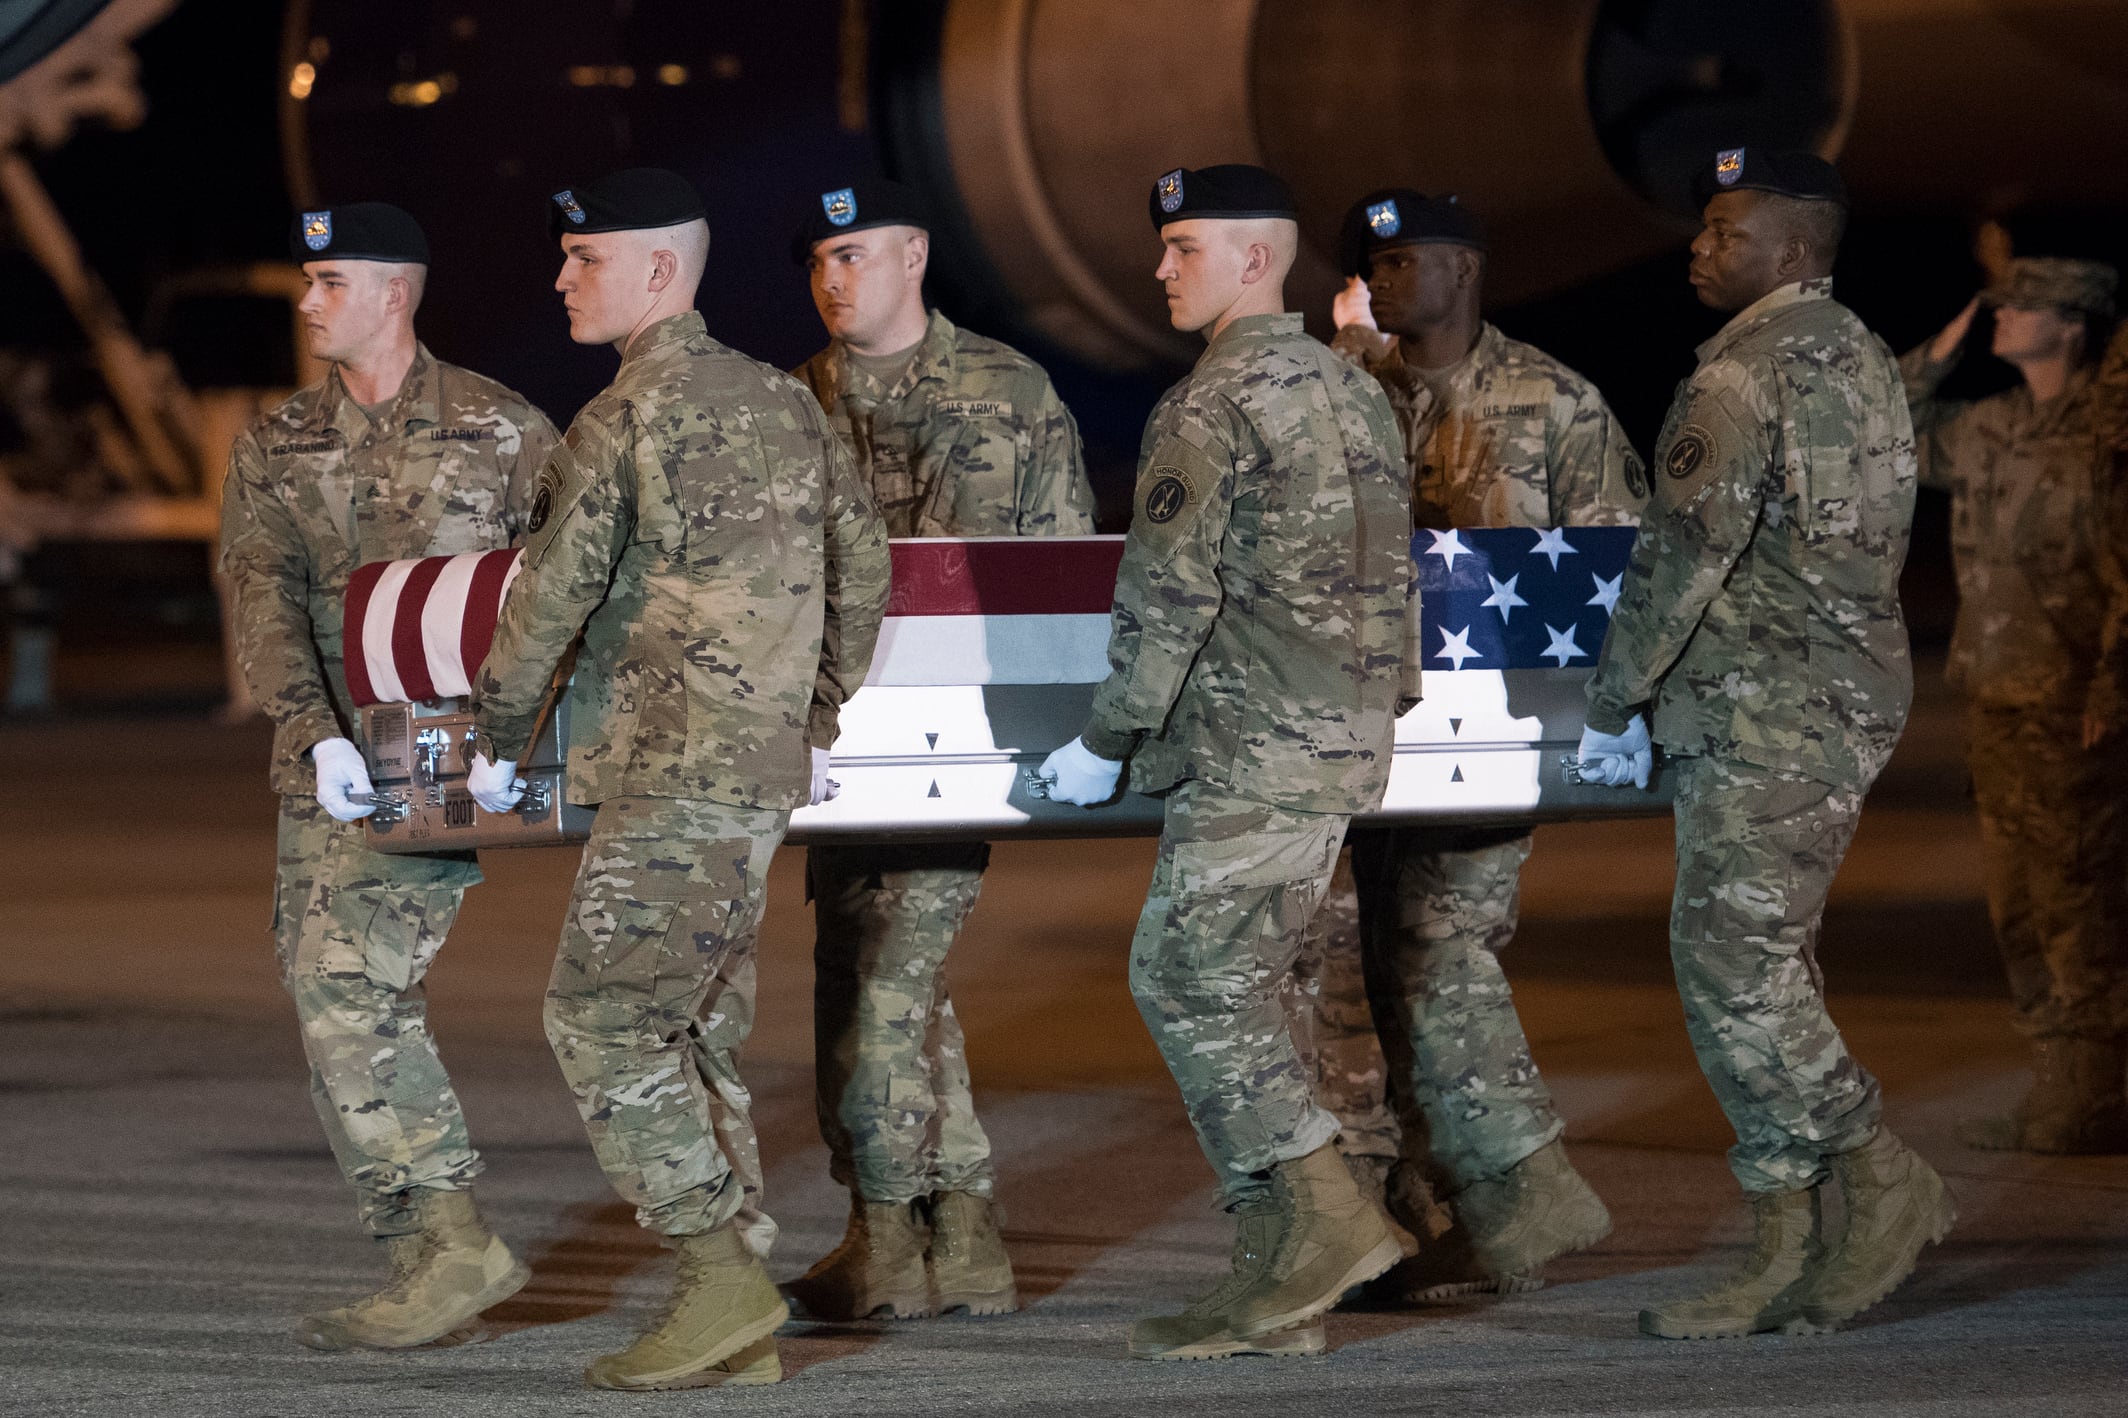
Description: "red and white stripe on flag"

(343, 548), (522, 706)
(340, 536), (1124, 708)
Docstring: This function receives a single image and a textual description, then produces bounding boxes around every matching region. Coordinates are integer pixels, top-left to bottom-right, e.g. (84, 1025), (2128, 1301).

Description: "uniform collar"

(621, 310), (707, 365)
(831, 307), (957, 408)
(1204, 311), (1302, 355)
(2011, 365), (2095, 435)
(1696, 277), (1835, 365)
(304, 342), (442, 437)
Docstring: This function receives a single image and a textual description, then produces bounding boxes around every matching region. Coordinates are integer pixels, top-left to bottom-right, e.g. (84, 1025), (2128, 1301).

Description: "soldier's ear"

(905, 230), (930, 281)
(646, 247), (679, 293)
(1454, 247), (1482, 289)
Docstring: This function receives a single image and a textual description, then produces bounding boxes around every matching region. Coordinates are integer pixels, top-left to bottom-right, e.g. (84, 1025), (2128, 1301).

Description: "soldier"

(1295, 188), (1644, 1301)
(465, 168), (890, 1390)
(1901, 255), (2128, 1153)
(781, 179), (1096, 1321)
(1037, 164), (1418, 1361)
(218, 202), (559, 1349)
(1577, 148), (1952, 1339)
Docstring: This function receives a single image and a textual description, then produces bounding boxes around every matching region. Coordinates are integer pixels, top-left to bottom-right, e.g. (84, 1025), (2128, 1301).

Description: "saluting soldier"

(1902, 255), (2128, 1153)
(1290, 189), (1643, 1302)
(782, 180), (1096, 1322)
(1039, 164), (1418, 1362)
(466, 168), (890, 1391)
(219, 202), (558, 1350)
(1577, 148), (1952, 1340)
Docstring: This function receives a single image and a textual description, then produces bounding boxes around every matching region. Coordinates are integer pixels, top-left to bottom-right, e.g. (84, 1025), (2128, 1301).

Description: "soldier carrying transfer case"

(1037, 163), (1420, 1362)
(1291, 187), (1645, 1303)
(465, 168), (890, 1391)
(781, 178), (1097, 1322)
(1577, 148), (1953, 1340)
(218, 202), (559, 1350)
(1901, 254), (2128, 1154)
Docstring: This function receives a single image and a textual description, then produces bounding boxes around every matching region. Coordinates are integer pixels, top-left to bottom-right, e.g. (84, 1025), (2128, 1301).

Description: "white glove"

(312, 737), (377, 821)
(810, 746), (840, 806)
(466, 752), (525, 813)
(1576, 715), (1652, 790)
(1036, 737), (1123, 807)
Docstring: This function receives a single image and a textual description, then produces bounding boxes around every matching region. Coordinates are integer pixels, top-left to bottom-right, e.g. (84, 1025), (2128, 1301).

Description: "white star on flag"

(1436, 625), (1481, 669)
(1425, 528), (1471, 571)
(1588, 572), (1623, 614)
(1540, 623), (1587, 667)
(1530, 527), (1576, 570)
(1481, 572), (1527, 622)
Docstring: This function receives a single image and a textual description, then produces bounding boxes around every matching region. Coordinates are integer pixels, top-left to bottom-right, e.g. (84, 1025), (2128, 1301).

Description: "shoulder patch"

(1144, 466), (1195, 523)
(1665, 424), (1713, 480)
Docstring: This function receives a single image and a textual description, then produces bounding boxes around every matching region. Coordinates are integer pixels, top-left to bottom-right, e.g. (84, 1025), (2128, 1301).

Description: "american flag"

(1412, 526), (1637, 673)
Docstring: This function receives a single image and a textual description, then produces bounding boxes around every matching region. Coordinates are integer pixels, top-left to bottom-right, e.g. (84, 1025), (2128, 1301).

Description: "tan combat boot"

(586, 1223), (788, 1390)
(1792, 1129), (1955, 1332)
(927, 1191), (1019, 1316)
(1391, 1139), (1612, 1303)
(1130, 1142), (1401, 1360)
(783, 1196), (932, 1320)
(294, 1189), (529, 1350)
(1641, 1187), (1819, 1339)
(1957, 1037), (2128, 1155)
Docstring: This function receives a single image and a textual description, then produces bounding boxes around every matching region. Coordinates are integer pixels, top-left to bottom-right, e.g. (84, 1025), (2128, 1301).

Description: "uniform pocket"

(1171, 817), (1342, 899)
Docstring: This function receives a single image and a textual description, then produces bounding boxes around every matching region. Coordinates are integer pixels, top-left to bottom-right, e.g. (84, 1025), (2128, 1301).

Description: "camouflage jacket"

(1902, 349), (2128, 721)
(1329, 321), (1646, 528)
(1586, 280), (1917, 791)
(1082, 312), (1418, 815)
(473, 312), (890, 811)
(795, 309), (1096, 537)
(218, 345), (558, 793)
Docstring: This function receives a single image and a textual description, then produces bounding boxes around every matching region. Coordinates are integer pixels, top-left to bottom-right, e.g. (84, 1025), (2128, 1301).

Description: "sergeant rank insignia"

(1158, 169), (1185, 214)
(823, 187), (857, 226)
(1365, 198), (1401, 237)
(552, 189), (587, 225)
(1715, 148), (1745, 187)
(301, 211), (332, 251)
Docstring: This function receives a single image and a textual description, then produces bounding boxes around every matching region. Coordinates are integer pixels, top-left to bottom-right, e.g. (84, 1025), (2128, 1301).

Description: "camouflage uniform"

(1587, 278), (1917, 1193)
(795, 311), (1094, 1204)
(1902, 345), (2128, 1043)
(474, 311), (890, 1239)
(219, 348), (557, 1235)
(1083, 312), (1417, 1202)
(1298, 322), (1646, 1187)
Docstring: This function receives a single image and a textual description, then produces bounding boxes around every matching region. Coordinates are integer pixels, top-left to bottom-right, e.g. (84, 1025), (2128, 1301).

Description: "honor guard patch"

(822, 187), (857, 227)
(1666, 425), (1713, 479)
(1144, 466), (1193, 523)
(301, 211), (332, 251)
(552, 190), (587, 225)
(1157, 170), (1185, 214)
(1715, 148), (1745, 187)
(1365, 198), (1401, 238)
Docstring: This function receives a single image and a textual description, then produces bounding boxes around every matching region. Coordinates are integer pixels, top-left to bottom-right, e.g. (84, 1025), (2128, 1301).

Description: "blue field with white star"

(1417, 527), (1635, 672)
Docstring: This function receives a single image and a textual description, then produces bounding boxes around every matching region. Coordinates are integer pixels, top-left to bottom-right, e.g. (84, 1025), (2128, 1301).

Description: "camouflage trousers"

(1288, 826), (1564, 1192)
(1284, 853), (1399, 1163)
(546, 795), (787, 1241)
(273, 796), (483, 1237)
(807, 843), (995, 1204)
(1130, 780), (1347, 1202)
(1670, 756), (1883, 1193)
(1968, 708), (2128, 1041)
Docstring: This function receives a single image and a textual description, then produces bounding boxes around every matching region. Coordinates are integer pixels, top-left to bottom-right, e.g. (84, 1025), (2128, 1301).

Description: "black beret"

(1148, 164), (1298, 230)
(290, 203), (429, 264)
(1337, 189), (1485, 276)
(789, 179), (932, 264)
(1693, 147), (1849, 208)
(548, 167), (706, 238)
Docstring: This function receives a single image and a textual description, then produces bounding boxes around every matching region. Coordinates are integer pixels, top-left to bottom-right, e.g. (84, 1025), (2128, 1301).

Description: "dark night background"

(5, 0), (2126, 670)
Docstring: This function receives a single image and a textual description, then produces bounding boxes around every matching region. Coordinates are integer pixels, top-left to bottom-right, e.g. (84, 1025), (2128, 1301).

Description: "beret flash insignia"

(302, 211), (332, 252)
(822, 187), (857, 227)
(1715, 148), (1745, 187)
(552, 189), (587, 225)
(1365, 198), (1401, 238)
(1157, 169), (1185, 214)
